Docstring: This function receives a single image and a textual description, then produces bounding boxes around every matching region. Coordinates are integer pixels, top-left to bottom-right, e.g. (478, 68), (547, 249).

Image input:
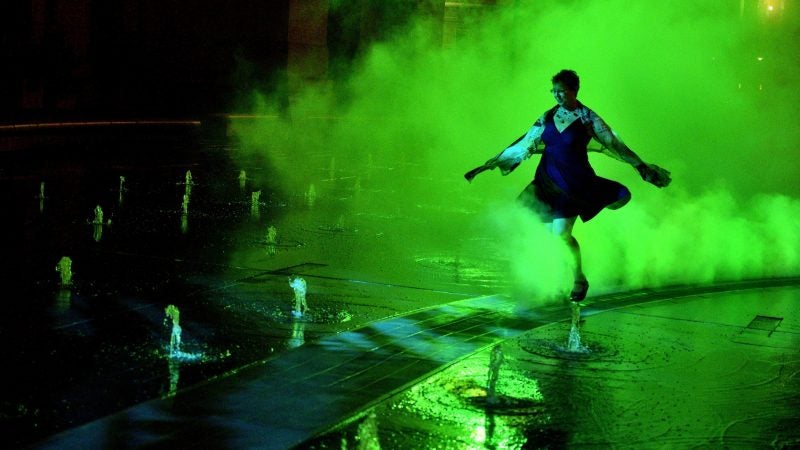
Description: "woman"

(465, 69), (671, 301)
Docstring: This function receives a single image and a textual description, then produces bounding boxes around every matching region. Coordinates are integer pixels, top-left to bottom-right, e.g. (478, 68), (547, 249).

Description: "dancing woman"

(465, 69), (671, 301)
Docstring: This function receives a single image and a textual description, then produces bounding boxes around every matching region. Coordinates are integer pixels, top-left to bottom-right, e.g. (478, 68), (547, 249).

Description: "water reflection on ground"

(0, 130), (506, 447)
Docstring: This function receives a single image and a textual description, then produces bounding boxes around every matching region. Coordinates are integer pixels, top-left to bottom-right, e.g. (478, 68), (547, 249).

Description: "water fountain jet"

(164, 304), (182, 357)
(567, 303), (588, 353)
(55, 256), (73, 287)
(289, 276), (308, 318)
(118, 176), (126, 204)
(183, 170), (194, 198)
(181, 193), (190, 215)
(91, 205), (104, 241)
(266, 225), (277, 244)
(38, 181), (45, 213)
(92, 205), (104, 225)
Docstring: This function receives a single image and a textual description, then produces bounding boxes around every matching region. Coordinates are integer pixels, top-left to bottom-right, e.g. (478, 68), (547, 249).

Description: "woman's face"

(551, 82), (577, 108)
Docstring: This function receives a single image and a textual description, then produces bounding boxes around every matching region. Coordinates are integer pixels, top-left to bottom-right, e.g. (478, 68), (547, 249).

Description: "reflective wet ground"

(0, 124), (504, 447)
(303, 284), (800, 449)
(3, 125), (798, 448)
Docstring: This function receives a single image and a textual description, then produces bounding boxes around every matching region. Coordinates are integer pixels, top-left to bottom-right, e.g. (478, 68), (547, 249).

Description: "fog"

(234, 0), (800, 300)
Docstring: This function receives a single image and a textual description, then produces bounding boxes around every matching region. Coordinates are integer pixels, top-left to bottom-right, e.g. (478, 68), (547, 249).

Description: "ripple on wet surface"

(518, 317), (694, 372)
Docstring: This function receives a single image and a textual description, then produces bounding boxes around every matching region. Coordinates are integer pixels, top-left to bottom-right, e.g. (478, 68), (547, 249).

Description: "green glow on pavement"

(388, 354), (545, 448)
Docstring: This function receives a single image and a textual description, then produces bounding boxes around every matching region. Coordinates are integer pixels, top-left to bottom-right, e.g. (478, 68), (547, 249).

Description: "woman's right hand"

(464, 165), (490, 182)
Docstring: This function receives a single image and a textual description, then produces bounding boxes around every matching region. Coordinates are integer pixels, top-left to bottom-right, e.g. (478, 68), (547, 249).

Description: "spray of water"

(289, 276), (308, 318)
(39, 181), (45, 213)
(164, 304), (182, 356)
(239, 169), (247, 190)
(55, 256), (73, 287)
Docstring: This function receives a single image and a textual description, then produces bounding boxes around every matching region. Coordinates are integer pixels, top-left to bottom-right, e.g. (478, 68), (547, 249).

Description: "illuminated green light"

(233, 0), (800, 303)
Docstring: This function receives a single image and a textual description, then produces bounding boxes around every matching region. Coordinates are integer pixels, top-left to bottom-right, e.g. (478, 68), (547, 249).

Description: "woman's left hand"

(637, 163), (671, 187)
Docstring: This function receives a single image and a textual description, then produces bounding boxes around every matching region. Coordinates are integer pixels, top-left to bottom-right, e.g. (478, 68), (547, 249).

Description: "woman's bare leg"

(549, 217), (589, 299)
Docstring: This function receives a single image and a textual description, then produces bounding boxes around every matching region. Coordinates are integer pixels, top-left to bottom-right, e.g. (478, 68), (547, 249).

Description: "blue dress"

(518, 107), (629, 222)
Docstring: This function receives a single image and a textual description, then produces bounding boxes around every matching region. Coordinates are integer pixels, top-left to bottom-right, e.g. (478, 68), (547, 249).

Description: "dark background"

(0, 0), (466, 122)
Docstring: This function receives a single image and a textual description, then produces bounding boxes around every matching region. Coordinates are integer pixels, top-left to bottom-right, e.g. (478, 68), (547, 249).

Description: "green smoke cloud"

(233, 0), (800, 301)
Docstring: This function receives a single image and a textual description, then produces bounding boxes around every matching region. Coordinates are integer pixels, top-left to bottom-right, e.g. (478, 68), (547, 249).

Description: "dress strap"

(545, 105), (559, 122)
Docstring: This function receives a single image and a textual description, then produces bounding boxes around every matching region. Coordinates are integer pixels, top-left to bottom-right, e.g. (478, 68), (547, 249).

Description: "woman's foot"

(570, 277), (589, 302)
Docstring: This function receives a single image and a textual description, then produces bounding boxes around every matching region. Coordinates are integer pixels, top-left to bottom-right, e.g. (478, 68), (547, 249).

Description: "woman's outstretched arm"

(586, 109), (672, 188)
(464, 113), (546, 182)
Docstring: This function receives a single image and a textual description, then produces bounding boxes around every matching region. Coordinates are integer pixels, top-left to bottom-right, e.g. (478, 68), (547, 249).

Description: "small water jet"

(161, 305), (204, 370)
(180, 212), (189, 234)
(181, 192), (190, 215)
(238, 170), (247, 190)
(164, 304), (182, 357)
(55, 256), (73, 287)
(251, 190), (261, 218)
(118, 176), (126, 204)
(567, 303), (589, 353)
(265, 225), (278, 255)
(90, 206), (105, 242)
(183, 172), (193, 200)
(289, 276), (308, 318)
(38, 181), (45, 213)
(184, 170), (194, 197)
(266, 225), (277, 245)
(92, 205), (104, 225)
(486, 345), (504, 405)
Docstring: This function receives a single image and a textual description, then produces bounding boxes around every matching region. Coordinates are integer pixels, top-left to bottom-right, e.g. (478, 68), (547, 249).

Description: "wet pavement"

(304, 280), (800, 449)
(2, 124), (798, 448)
(32, 279), (800, 449)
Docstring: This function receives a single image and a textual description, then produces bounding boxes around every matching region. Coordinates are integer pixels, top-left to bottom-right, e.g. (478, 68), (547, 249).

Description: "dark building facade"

(0, 1), (793, 121)
(1, 0), (509, 121)
(2, 0), (293, 119)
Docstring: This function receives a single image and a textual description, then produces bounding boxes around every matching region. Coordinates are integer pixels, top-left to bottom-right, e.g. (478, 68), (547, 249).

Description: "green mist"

(232, 0), (799, 300)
